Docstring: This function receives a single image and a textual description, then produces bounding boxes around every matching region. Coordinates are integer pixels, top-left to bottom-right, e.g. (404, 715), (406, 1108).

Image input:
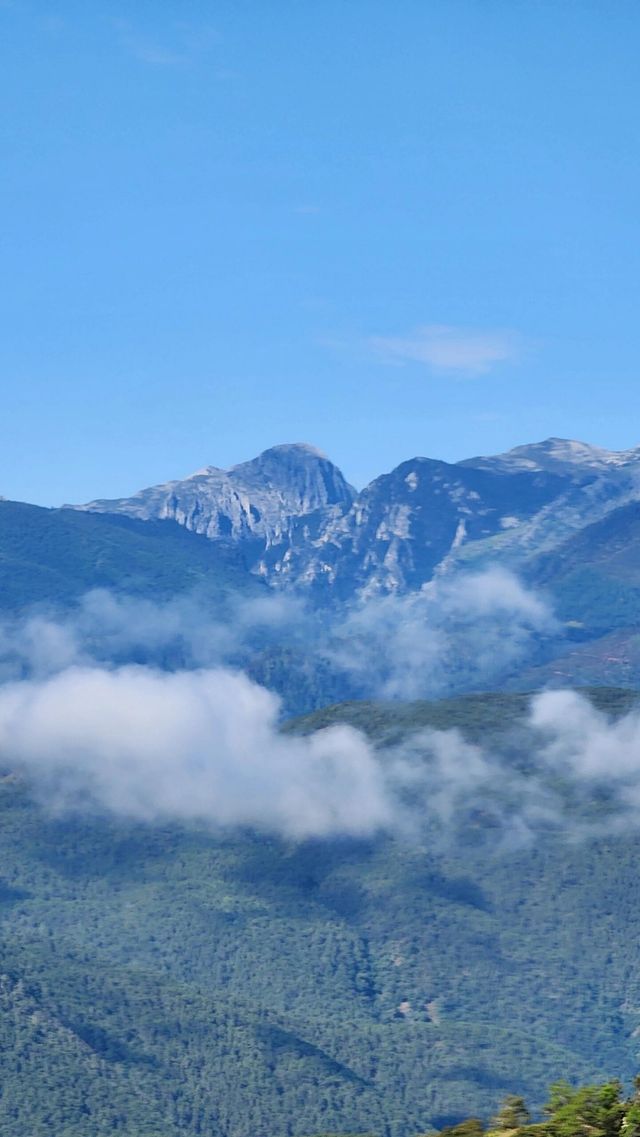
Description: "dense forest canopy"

(0, 690), (639, 1136)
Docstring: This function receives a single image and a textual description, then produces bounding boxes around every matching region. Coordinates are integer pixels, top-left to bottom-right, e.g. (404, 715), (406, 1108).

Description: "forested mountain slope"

(0, 691), (639, 1136)
(0, 499), (262, 611)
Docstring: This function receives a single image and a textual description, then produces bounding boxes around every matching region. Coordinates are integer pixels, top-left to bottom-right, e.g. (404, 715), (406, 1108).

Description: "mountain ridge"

(66, 435), (640, 600)
(459, 436), (640, 476)
(72, 442), (356, 548)
(6, 435), (640, 702)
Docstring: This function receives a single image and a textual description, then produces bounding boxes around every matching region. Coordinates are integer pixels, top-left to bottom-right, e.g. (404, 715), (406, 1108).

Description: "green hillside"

(0, 500), (261, 610)
(0, 691), (640, 1136)
(287, 687), (640, 742)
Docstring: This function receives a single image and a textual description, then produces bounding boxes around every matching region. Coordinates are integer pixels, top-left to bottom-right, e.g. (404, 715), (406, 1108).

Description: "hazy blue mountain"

(500, 501), (640, 691)
(528, 499), (640, 631)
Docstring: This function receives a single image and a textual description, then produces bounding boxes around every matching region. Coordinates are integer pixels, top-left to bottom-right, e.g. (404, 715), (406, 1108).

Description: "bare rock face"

(263, 457), (568, 599)
(70, 436), (640, 601)
(73, 443), (356, 547)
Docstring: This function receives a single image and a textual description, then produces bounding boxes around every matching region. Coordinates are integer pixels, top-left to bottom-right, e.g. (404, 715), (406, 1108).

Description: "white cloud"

(530, 689), (640, 785)
(2, 636), (640, 846)
(0, 589), (313, 683)
(370, 324), (520, 376)
(329, 568), (557, 700)
(0, 571), (557, 708)
(0, 665), (395, 838)
(114, 19), (219, 68)
(0, 652), (577, 846)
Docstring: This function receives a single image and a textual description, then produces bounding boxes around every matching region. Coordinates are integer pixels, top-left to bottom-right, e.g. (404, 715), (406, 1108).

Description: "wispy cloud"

(115, 19), (219, 68)
(4, 586), (640, 845)
(0, 665), (396, 838)
(328, 568), (557, 701)
(370, 324), (520, 377)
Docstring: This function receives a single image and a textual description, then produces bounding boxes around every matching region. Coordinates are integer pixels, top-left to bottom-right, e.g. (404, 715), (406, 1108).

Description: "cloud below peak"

(0, 664), (394, 839)
(370, 324), (520, 376)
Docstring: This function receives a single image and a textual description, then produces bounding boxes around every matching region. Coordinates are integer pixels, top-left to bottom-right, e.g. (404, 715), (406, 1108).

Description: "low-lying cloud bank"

(0, 660), (638, 843)
(0, 566), (560, 704)
(0, 569), (634, 843)
(0, 590), (311, 681)
(329, 567), (556, 700)
(0, 665), (393, 838)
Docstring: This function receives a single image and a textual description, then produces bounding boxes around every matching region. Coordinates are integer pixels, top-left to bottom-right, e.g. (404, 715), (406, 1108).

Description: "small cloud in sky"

(473, 410), (507, 423)
(370, 324), (520, 377)
(115, 19), (219, 68)
(130, 43), (187, 66)
(41, 15), (67, 33)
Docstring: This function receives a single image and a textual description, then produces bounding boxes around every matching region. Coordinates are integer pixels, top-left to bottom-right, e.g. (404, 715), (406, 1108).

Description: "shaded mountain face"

(70, 436), (640, 601)
(530, 498), (640, 627)
(264, 458), (568, 598)
(499, 500), (640, 692)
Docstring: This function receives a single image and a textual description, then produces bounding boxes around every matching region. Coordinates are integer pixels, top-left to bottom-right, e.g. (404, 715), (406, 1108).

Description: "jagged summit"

(239, 442), (329, 462)
(181, 443), (330, 480)
(72, 443), (355, 546)
(192, 443), (329, 479)
(460, 436), (640, 476)
(68, 434), (640, 599)
(230, 443), (343, 491)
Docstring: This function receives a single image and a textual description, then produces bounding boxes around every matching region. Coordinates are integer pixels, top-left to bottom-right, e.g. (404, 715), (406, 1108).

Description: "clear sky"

(2, 1), (640, 505)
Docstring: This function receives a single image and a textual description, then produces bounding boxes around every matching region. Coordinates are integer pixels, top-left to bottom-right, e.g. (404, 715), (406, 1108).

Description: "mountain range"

(2, 435), (640, 705)
(2, 445), (640, 1135)
(67, 437), (640, 693)
(69, 437), (640, 599)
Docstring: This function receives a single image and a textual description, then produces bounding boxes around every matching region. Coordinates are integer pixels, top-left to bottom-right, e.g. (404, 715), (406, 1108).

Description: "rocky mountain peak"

(71, 443), (355, 548)
(460, 436), (640, 476)
(229, 443), (354, 507)
(67, 435), (640, 601)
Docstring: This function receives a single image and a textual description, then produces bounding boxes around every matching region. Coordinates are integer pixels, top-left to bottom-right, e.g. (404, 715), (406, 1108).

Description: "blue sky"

(2, 1), (640, 504)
